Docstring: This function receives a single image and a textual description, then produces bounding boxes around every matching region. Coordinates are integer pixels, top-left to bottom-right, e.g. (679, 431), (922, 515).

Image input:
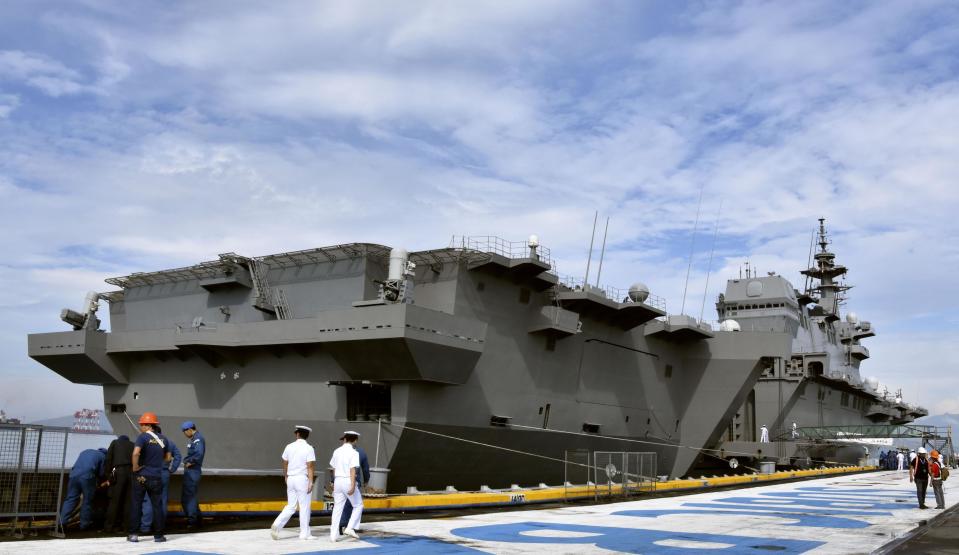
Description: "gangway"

(779, 424), (955, 465)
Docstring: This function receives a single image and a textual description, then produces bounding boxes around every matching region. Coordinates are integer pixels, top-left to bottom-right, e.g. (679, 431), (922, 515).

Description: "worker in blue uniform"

(59, 448), (107, 531)
(181, 421), (206, 529)
(140, 425), (182, 534)
(128, 412), (171, 543)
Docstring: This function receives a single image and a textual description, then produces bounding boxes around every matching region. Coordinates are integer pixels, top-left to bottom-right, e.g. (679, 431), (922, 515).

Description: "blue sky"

(2, 1), (958, 420)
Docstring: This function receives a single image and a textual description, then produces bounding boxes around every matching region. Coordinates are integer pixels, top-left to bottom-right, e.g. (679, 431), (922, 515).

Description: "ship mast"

(800, 218), (851, 316)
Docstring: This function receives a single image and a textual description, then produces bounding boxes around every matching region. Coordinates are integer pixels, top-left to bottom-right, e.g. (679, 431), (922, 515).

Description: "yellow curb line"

(173, 465), (875, 514)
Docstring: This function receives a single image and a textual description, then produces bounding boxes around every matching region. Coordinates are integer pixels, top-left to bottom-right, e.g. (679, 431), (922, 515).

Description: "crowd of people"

(58, 412), (205, 542)
(59, 416), (371, 544)
(878, 446), (951, 510)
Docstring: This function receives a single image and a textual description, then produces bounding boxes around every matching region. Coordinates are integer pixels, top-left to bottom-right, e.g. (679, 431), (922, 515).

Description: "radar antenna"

(699, 200), (723, 322)
(583, 210), (598, 287)
(594, 216), (610, 287)
(681, 185), (704, 314)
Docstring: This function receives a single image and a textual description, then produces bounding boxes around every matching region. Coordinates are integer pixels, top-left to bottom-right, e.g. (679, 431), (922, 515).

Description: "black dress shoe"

(919, 505), (928, 509)
(154, 536), (167, 542)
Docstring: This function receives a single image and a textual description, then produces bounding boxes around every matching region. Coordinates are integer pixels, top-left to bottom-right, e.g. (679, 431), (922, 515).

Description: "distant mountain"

(29, 414), (114, 432)
(916, 413), (959, 431)
(29, 415), (73, 427)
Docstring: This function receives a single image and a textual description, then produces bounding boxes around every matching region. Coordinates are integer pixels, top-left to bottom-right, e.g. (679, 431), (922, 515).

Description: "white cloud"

(0, 93), (18, 117)
(1, 1), (958, 419)
(0, 50), (88, 97)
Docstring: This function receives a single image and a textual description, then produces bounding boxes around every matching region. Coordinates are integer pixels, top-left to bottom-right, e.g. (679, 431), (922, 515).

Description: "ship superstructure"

(711, 219), (926, 465)
(28, 235), (791, 494)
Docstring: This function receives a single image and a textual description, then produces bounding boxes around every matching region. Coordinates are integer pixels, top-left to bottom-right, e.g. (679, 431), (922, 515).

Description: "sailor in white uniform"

(270, 425), (317, 541)
(329, 430), (363, 542)
(759, 424), (770, 443)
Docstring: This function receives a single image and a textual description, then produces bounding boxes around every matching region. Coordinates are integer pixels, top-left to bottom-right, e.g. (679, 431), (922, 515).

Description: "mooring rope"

(509, 422), (851, 469)
(388, 421), (851, 477)
(394, 422), (664, 483)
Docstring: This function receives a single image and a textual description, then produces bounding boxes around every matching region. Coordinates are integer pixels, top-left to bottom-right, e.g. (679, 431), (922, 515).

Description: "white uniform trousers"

(330, 476), (363, 540)
(272, 474), (312, 538)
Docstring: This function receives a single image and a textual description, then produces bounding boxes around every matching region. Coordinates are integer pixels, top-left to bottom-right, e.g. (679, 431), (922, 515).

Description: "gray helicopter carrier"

(708, 219), (927, 468)
(28, 233), (795, 495)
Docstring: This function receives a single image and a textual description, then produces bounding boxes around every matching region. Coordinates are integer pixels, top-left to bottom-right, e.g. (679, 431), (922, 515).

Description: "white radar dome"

(628, 282), (650, 303)
(528, 234), (539, 248)
(864, 377), (879, 391)
(845, 312), (858, 324)
(719, 320), (741, 332)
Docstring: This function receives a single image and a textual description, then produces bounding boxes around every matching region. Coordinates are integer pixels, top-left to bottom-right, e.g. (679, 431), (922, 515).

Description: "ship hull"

(30, 241), (794, 497)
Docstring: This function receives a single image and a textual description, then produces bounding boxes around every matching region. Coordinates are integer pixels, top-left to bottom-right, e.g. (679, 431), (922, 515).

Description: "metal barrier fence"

(0, 423), (69, 538)
(564, 449), (593, 501)
(593, 451), (657, 499)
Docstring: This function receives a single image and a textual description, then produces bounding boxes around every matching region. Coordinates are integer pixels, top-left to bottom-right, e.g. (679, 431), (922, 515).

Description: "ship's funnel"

(388, 248), (409, 281)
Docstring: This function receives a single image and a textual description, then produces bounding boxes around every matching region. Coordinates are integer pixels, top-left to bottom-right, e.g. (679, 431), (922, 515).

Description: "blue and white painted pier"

(3, 470), (955, 554)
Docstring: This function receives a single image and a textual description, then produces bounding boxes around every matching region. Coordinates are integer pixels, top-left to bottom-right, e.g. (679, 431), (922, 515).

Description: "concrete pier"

(2, 470), (955, 554)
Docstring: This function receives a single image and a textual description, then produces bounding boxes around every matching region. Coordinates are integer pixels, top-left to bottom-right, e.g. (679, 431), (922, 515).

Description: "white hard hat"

(918, 447), (927, 454)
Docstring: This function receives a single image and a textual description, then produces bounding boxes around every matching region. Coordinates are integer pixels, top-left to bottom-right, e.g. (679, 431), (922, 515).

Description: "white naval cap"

(340, 430), (361, 439)
(294, 425), (312, 433)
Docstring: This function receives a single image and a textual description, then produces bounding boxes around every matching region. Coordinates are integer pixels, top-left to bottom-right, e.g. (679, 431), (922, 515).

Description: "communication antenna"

(583, 210), (598, 287)
(595, 217), (610, 287)
(803, 228), (815, 293)
(699, 200), (723, 322)
(681, 185), (705, 314)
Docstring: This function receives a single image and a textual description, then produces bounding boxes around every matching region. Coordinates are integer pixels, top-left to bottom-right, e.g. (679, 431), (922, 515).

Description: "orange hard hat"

(930, 450), (940, 458)
(139, 412), (159, 425)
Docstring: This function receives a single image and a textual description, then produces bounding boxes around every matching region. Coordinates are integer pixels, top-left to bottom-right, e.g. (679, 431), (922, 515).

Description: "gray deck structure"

(709, 219), (927, 467)
(31, 234), (799, 494)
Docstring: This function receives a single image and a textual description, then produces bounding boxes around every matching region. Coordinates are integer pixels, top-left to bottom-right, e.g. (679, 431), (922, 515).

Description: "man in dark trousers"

(140, 425), (182, 534)
(336, 436), (370, 535)
(128, 412), (171, 543)
(181, 421), (206, 529)
(909, 446), (931, 509)
(102, 434), (134, 533)
(59, 448), (107, 532)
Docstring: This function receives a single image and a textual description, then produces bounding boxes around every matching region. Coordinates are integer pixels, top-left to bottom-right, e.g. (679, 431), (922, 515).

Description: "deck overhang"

(644, 315), (715, 341)
(555, 290), (665, 329)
